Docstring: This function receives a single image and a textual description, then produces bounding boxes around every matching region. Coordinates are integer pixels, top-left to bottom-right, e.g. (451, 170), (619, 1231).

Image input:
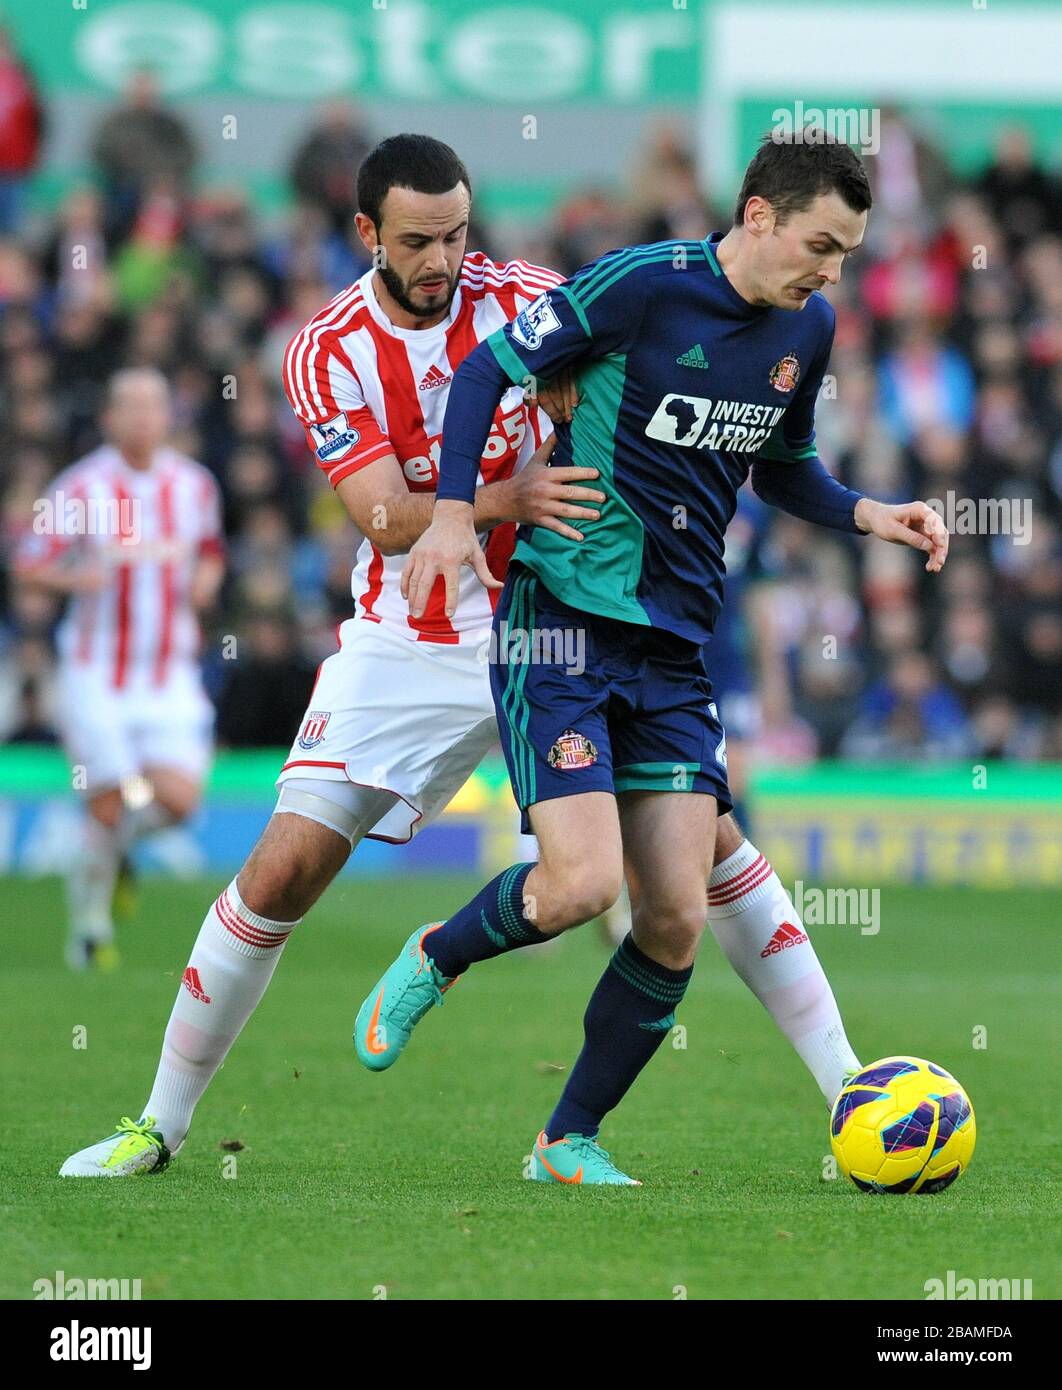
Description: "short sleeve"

(283, 339), (394, 489)
(196, 469), (226, 561)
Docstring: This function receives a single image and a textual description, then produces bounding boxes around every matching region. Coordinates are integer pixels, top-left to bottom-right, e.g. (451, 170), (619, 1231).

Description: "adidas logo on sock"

(182, 966), (212, 1003)
(418, 364), (452, 391)
(759, 921), (809, 958)
(676, 344), (710, 368)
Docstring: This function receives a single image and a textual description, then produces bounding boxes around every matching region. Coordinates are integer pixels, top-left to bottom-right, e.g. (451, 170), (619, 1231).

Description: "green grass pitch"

(2, 874), (1059, 1300)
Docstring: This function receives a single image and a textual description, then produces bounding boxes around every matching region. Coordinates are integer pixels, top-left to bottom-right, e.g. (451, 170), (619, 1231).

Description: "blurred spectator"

(91, 69), (198, 241)
(214, 609), (317, 747)
(0, 26), (44, 235)
(976, 126), (1061, 251)
(842, 652), (972, 760)
(290, 101), (371, 234)
(862, 107), (954, 250)
(40, 188), (109, 309)
(630, 125), (713, 243)
(878, 321), (976, 443)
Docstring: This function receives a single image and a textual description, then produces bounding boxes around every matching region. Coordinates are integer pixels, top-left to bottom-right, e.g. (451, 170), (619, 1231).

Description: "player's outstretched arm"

(751, 455), (948, 573)
(401, 499), (500, 620)
(853, 498), (949, 573)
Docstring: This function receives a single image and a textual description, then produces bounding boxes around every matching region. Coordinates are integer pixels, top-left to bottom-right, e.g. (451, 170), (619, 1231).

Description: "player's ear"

(743, 196), (774, 238)
(353, 212), (378, 257)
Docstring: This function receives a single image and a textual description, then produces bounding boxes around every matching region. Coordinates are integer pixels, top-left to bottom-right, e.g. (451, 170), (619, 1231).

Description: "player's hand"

(527, 366), (579, 424)
(508, 434), (604, 541)
(854, 499), (949, 573)
(401, 500), (502, 619)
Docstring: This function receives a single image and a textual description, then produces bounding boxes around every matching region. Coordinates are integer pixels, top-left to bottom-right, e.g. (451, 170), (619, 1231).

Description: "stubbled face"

(357, 183), (470, 321)
(744, 191), (867, 309)
(104, 374), (172, 454)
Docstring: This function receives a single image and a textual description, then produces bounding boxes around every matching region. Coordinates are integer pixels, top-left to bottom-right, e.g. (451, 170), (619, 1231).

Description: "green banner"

(2, 746), (1059, 803)
(1, 0), (700, 103)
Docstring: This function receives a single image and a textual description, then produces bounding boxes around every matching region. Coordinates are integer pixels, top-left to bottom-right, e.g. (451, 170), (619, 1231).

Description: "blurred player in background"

(57, 134), (600, 1175)
(15, 368), (225, 968)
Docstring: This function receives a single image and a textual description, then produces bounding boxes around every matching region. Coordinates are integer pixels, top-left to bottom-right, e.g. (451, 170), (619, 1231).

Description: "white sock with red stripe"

(707, 839), (860, 1105)
(142, 878), (300, 1149)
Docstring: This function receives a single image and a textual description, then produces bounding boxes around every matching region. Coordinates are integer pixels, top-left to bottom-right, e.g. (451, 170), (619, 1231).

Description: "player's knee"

(635, 894), (707, 962)
(532, 863), (623, 932)
(237, 853), (315, 922)
(238, 822), (342, 921)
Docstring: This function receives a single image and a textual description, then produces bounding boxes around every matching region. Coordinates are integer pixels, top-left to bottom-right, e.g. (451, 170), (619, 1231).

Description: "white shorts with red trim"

(57, 661), (215, 794)
(277, 616), (498, 844)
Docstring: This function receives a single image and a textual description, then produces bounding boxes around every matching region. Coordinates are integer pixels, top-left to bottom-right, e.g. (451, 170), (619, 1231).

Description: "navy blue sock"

(426, 862), (548, 978)
(546, 934), (692, 1141)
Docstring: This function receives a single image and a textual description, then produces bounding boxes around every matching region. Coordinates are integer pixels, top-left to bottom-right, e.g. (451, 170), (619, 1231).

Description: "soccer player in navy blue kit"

(357, 134), (948, 1184)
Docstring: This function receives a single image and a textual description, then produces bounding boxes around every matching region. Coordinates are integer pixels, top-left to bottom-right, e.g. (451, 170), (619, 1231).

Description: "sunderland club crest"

(769, 351), (801, 393)
(547, 728), (598, 770)
(297, 710), (331, 750)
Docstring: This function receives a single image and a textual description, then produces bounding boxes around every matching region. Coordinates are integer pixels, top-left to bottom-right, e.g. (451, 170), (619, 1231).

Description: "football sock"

(707, 839), (860, 1104)
(423, 862), (548, 978)
(66, 812), (120, 946)
(118, 799), (177, 848)
(545, 933), (691, 1141)
(142, 877), (300, 1149)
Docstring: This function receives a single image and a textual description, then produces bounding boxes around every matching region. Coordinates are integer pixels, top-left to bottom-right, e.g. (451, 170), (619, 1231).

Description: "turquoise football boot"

(528, 1130), (641, 1185)
(354, 924), (458, 1071)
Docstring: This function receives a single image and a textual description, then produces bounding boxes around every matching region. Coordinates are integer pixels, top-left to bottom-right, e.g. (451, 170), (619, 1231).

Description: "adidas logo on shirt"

(759, 922), (809, 958)
(418, 365), (452, 391)
(676, 344), (710, 369)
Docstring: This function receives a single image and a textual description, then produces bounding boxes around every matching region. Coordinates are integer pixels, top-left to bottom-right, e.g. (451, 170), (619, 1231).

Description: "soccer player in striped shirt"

(56, 135), (602, 1176)
(16, 369), (226, 968)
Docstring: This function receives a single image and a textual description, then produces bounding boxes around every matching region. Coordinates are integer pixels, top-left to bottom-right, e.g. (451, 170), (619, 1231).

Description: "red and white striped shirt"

(282, 251), (565, 644)
(16, 445), (224, 689)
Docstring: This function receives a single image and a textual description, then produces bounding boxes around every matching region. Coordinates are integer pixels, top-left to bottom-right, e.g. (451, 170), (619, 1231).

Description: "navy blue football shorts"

(489, 564), (733, 833)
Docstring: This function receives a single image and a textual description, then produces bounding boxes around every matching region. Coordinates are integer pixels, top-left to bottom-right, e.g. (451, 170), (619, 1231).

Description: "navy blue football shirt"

(437, 232), (864, 644)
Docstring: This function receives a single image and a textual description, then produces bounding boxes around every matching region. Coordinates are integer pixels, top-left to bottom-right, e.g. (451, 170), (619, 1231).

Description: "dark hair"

(734, 130), (872, 226)
(356, 133), (471, 229)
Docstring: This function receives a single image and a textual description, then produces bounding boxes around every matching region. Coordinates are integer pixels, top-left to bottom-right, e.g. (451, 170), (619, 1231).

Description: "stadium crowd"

(2, 58), (1061, 764)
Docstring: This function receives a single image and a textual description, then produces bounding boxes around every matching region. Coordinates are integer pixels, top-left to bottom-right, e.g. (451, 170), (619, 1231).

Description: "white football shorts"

(276, 616), (499, 844)
(56, 661), (215, 795)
